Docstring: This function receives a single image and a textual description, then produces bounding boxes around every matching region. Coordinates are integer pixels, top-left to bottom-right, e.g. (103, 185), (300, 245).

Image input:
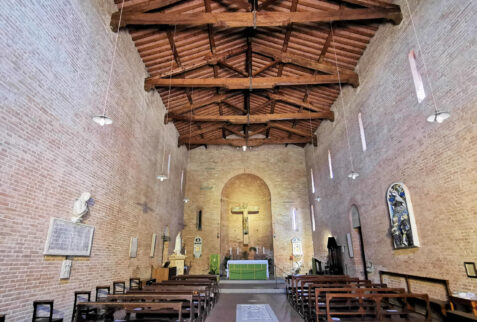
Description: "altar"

(227, 260), (269, 280)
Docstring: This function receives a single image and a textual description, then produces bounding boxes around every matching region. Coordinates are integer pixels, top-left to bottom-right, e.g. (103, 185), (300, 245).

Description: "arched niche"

(220, 173), (273, 260)
(386, 183), (420, 249)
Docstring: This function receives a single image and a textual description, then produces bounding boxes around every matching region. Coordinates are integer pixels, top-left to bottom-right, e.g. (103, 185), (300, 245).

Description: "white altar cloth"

(226, 260), (269, 278)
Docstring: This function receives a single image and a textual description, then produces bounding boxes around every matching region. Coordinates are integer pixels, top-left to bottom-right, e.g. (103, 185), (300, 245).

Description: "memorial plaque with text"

(43, 218), (94, 256)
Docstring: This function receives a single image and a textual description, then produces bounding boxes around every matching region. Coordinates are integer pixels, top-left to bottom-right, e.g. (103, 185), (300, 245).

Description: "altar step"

(219, 279), (286, 294)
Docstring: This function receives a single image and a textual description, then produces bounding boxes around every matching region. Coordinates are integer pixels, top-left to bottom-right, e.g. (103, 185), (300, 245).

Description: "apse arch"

(220, 173), (274, 262)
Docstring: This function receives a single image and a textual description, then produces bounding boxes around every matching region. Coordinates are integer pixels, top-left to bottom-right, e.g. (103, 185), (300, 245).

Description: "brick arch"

(220, 173), (274, 261)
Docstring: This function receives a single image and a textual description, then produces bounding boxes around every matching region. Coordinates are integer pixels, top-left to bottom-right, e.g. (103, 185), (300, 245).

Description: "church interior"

(0, 0), (476, 321)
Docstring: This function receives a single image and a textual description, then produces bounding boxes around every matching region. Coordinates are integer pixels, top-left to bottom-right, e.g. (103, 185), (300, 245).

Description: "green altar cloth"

(228, 261), (268, 280)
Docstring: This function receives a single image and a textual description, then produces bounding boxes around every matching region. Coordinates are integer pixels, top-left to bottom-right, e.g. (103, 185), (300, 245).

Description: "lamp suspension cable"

(403, 0), (449, 123)
(158, 24), (177, 181)
(330, 22), (358, 180)
(93, 0), (126, 126)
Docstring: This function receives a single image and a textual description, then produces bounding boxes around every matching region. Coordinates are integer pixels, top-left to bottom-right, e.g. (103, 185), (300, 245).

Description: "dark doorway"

(351, 205), (368, 280)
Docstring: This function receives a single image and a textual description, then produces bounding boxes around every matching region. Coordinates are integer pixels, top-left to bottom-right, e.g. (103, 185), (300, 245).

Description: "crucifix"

(231, 203), (260, 245)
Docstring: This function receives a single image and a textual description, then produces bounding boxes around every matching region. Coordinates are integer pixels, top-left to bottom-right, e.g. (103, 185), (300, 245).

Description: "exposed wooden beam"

(223, 126), (247, 138)
(166, 111), (334, 124)
(111, 8), (403, 31)
(222, 101), (247, 114)
(248, 126), (270, 137)
(156, 45), (248, 78)
(267, 92), (329, 113)
(169, 92), (240, 115)
(166, 29), (181, 67)
(114, 0), (184, 13)
(178, 137), (316, 147)
(253, 44), (358, 86)
(340, 0), (399, 9)
(269, 122), (317, 143)
(145, 75), (357, 90)
(217, 61), (248, 77)
(252, 60), (278, 77)
(258, 0), (281, 11)
(180, 122), (226, 139)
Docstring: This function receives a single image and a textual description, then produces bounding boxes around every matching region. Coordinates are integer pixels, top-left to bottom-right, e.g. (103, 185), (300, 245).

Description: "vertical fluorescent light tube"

(408, 50), (426, 103)
(292, 208), (297, 231)
(166, 154), (171, 177)
(180, 169), (184, 192)
(310, 168), (315, 194)
(310, 204), (316, 232)
(358, 112), (367, 152)
(328, 150), (334, 179)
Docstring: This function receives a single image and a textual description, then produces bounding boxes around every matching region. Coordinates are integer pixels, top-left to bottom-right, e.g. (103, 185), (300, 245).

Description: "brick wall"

(0, 1), (187, 320)
(305, 0), (477, 297)
(182, 145), (313, 277)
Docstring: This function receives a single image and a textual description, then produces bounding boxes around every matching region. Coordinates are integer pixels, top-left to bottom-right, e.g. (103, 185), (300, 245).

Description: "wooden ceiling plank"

(166, 111), (334, 124)
(145, 74), (357, 90)
(111, 8), (403, 31)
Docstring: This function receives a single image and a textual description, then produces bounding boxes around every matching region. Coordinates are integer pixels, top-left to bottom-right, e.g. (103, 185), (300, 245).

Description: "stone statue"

(173, 232), (182, 255)
(71, 192), (91, 223)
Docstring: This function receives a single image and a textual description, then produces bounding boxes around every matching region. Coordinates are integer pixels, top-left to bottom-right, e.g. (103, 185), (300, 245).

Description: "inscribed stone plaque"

(236, 304), (278, 322)
(43, 218), (94, 256)
(130, 237), (138, 258)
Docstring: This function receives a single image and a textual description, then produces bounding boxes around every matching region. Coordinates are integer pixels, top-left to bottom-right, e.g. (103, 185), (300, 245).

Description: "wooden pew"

(154, 280), (219, 304)
(75, 302), (183, 321)
(305, 282), (388, 320)
(106, 293), (201, 322)
(325, 292), (431, 321)
(292, 276), (358, 312)
(315, 287), (405, 321)
(136, 285), (212, 314)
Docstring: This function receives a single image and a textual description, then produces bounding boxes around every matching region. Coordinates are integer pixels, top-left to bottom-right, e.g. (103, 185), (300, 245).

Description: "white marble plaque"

(44, 218), (94, 256)
(130, 237), (138, 258)
(150, 234), (157, 257)
(236, 304), (278, 322)
(60, 260), (72, 279)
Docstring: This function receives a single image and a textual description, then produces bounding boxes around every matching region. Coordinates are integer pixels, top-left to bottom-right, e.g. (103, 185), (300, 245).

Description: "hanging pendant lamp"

(93, 0), (126, 126)
(330, 23), (359, 180)
(92, 115), (113, 126)
(426, 111), (450, 123)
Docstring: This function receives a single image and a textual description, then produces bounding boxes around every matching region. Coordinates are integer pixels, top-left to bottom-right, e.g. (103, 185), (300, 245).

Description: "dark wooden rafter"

(111, 8), (403, 31)
(145, 75), (356, 90)
(178, 137), (316, 147)
(166, 111), (334, 124)
(158, 45), (247, 78)
(253, 44), (358, 85)
(258, 0), (281, 11)
(170, 92), (240, 115)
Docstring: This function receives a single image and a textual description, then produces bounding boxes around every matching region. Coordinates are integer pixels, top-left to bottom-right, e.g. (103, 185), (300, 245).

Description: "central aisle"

(206, 279), (303, 322)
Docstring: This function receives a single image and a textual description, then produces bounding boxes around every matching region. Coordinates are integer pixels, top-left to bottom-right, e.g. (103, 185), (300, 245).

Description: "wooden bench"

(137, 285), (212, 313)
(75, 301), (183, 321)
(325, 292), (431, 321)
(292, 276), (358, 312)
(107, 293), (201, 322)
(154, 280), (219, 304)
(304, 282), (388, 319)
(317, 287), (406, 320)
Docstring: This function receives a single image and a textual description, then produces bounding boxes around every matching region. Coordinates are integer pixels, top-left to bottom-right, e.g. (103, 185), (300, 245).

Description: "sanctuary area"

(0, 0), (476, 321)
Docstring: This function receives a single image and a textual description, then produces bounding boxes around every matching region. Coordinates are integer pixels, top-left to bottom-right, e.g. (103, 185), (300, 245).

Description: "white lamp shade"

(156, 174), (168, 181)
(93, 115), (113, 126)
(348, 171), (359, 180)
(427, 111), (450, 123)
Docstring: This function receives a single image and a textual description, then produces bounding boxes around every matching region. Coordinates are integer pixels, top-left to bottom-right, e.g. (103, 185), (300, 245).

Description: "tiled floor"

(207, 293), (303, 322)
